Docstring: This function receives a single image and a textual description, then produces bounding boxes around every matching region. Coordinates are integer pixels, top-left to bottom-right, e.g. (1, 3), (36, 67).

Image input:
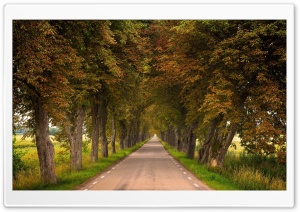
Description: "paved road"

(79, 136), (212, 190)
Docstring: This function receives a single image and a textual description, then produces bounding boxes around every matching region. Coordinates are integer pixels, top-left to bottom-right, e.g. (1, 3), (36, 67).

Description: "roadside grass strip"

(160, 141), (241, 190)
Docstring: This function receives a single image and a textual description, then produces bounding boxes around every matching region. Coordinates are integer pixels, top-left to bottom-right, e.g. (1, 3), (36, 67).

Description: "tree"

(197, 20), (286, 167)
(49, 21), (88, 171)
(13, 21), (82, 183)
(149, 20), (286, 166)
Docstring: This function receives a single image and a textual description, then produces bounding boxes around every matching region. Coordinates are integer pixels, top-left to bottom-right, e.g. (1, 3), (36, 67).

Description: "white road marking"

(194, 183), (199, 187)
(112, 167), (115, 170)
(187, 177), (192, 180)
(107, 171), (111, 174)
(92, 181), (98, 184)
(84, 189), (88, 191)
(183, 172), (187, 175)
(100, 176), (105, 179)
(180, 168), (183, 170)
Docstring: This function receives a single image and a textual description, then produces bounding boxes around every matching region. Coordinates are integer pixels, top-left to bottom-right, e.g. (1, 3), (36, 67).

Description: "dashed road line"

(100, 176), (105, 179)
(92, 181), (98, 184)
(107, 171), (111, 174)
(180, 168), (183, 170)
(187, 177), (192, 180)
(183, 172), (187, 175)
(194, 183), (199, 188)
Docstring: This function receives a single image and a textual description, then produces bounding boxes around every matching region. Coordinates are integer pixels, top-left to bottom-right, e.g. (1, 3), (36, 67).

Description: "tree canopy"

(13, 20), (286, 184)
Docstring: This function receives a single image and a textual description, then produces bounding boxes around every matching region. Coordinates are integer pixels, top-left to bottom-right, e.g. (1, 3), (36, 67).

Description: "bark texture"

(210, 123), (238, 167)
(66, 106), (85, 171)
(119, 119), (127, 150)
(34, 100), (57, 184)
(90, 99), (100, 162)
(111, 113), (116, 154)
(197, 113), (224, 164)
(99, 98), (108, 157)
(186, 122), (198, 159)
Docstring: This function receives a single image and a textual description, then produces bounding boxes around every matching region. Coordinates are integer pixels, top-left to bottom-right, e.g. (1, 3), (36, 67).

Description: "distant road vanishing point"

(79, 136), (212, 190)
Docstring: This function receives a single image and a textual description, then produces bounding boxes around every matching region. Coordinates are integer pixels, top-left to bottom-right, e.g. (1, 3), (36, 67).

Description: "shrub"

(13, 136), (27, 180)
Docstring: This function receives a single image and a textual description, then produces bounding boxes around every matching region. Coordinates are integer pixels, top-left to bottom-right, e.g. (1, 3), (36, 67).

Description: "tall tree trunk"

(210, 123), (238, 167)
(186, 122), (198, 159)
(175, 127), (182, 151)
(90, 99), (100, 162)
(126, 120), (134, 148)
(135, 119), (140, 145)
(119, 119), (126, 150)
(34, 100), (57, 184)
(170, 127), (176, 147)
(67, 106), (85, 171)
(99, 98), (108, 157)
(111, 112), (116, 154)
(198, 113), (224, 164)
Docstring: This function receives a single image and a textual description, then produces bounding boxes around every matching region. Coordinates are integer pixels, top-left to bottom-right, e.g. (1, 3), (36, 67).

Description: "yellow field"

(13, 134), (119, 189)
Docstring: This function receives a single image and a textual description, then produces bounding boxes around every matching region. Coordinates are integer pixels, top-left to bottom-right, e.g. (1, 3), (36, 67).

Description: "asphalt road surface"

(79, 136), (212, 190)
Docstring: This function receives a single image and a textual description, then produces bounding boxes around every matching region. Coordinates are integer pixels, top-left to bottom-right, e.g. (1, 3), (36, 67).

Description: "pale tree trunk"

(99, 99), (108, 157)
(34, 100), (57, 184)
(111, 112), (116, 154)
(66, 106), (85, 171)
(90, 99), (100, 162)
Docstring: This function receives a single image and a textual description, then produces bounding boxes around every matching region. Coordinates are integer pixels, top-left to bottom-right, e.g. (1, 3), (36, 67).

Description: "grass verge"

(160, 141), (241, 190)
(14, 139), (148, 190)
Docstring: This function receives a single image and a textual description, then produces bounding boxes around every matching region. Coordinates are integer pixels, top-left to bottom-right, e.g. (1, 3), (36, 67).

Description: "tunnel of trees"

(13, 20), (286, 184)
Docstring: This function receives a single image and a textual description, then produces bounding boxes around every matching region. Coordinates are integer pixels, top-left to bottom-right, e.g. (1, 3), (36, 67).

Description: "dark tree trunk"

(119, 119), (127, 150)
(186, 122), (198, 159)
(111, 112), (116, 154)
(90, 99), (100, 162)
(210, 123), (238, 167)
(141, 125), (148, 141)
(34, 100), (57, 184)
(67, 106), (85, 171)
(170, 127), (176, 147)
(131, 120), (138, 146)
(126, 120), (134, 148)
(175, 127), (182, 151)
(135, 119), (140, 144)
(197, 113), (224, 164)
(99, 99), (108, 157)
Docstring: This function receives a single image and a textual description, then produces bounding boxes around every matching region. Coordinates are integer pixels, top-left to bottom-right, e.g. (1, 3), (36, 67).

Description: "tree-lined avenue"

(79, 136), (211, 190)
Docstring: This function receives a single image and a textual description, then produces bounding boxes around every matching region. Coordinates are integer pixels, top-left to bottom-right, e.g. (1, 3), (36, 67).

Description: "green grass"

(160, 141), (241, 190)
(161, 140), (286, 190)
(13, 135), (148, 190)
(223, 151), (286, 190)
